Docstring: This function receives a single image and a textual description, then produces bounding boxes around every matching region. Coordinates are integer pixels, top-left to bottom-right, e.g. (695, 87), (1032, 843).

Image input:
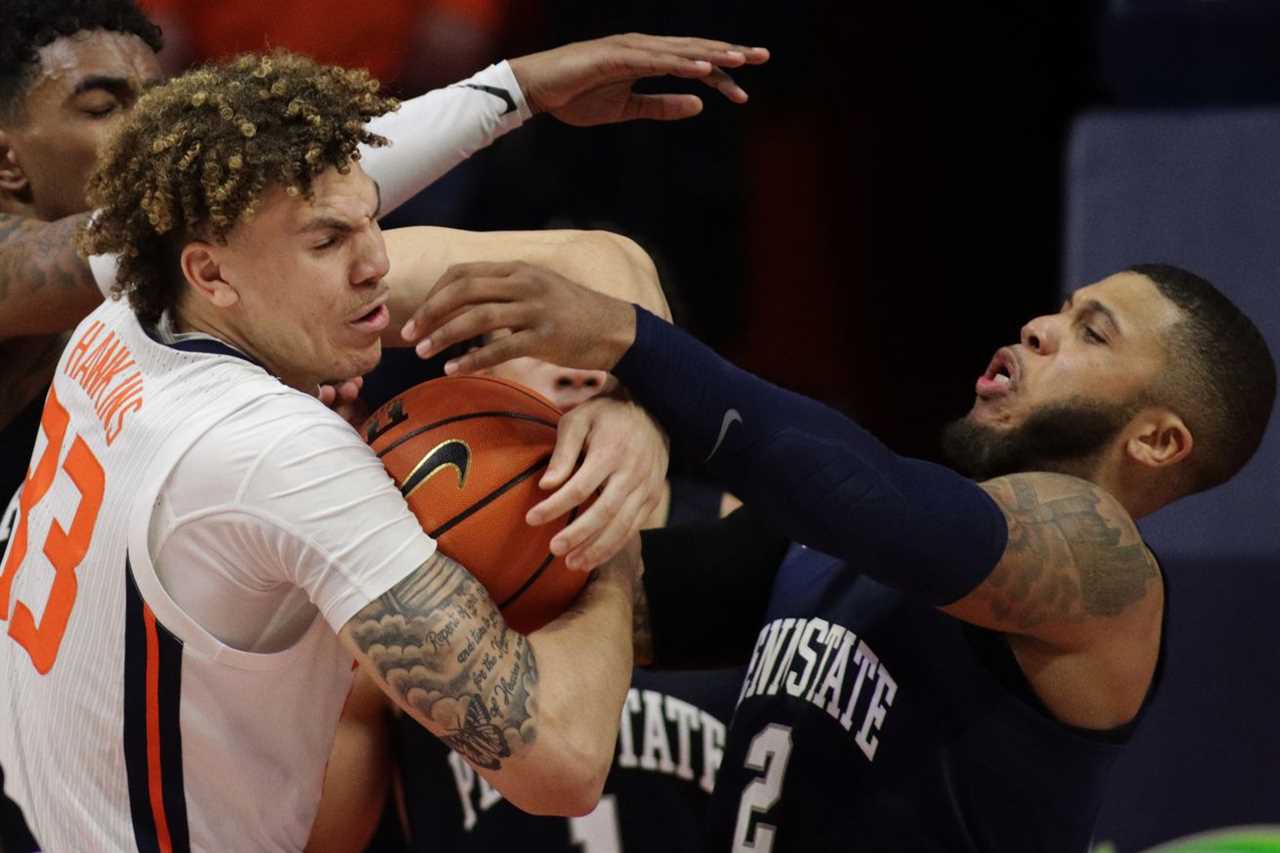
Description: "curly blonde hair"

(79, 50), (398, 324)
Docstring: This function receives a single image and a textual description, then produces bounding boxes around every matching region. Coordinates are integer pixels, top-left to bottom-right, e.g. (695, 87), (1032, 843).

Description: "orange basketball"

(362, 375), (588, 634)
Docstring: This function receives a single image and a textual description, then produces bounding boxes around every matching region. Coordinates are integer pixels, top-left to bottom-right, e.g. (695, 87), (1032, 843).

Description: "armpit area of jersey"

(640, 505), (790, 670)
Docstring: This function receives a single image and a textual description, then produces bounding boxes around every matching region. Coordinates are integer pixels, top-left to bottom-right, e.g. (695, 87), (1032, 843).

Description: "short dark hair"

(0, 0), (162, 122)
(1129, 262), (1276, 494)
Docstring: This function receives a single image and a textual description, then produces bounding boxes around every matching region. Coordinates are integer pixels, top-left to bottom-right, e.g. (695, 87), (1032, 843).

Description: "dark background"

(388, 2), (1101, 461)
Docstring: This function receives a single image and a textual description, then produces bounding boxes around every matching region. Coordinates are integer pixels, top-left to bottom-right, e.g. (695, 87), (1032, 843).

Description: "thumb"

(540, 412), (590, 490)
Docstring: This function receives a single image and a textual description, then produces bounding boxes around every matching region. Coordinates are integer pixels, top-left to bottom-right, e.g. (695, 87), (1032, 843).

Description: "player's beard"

(941, 394), (1142, 481)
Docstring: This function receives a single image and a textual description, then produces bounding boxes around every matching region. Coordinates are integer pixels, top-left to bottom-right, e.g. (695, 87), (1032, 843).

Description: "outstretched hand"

(509, 33), (769, 126)
(402, 261), (639, 375)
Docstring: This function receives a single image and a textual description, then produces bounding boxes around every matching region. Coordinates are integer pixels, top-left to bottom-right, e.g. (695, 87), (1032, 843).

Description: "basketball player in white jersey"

(0, 51), (673, 853)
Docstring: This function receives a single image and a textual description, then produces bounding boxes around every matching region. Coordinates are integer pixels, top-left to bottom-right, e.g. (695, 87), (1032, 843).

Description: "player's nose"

(353, 230), (391, 288)
(552, 370), (608, 409)
(1019, 314), (1058, 355)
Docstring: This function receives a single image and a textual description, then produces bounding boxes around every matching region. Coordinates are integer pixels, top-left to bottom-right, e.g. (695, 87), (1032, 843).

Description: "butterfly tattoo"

(444, 695), (513, 770)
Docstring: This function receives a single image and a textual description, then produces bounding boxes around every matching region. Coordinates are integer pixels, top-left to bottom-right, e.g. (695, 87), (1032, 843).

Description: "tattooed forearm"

(971, 473), (1157, 633)
(346, 551), (538, 770)
(0, 212), (101, 339)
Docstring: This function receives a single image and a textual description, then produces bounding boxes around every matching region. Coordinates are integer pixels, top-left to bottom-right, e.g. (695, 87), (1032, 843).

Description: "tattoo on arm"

(0, 212), (99, 336)
(0, 212), (97, 295)
(972, 473), (1158, 633)
(346, 551), (538, 770)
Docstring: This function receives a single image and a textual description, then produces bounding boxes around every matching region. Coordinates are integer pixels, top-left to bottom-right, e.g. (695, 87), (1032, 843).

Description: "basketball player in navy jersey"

(403, 260), (1275, 851)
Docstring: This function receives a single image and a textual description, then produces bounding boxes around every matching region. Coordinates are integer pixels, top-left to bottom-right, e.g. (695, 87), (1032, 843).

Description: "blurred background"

(134, 1), (1280, 849)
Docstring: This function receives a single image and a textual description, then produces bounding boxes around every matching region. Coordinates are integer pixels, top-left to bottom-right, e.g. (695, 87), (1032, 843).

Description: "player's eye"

(81, 102), (118, 118)
(313, 236), (341, 251)
(1082, 326), (1106, 344)
(75, 90), (124, 117)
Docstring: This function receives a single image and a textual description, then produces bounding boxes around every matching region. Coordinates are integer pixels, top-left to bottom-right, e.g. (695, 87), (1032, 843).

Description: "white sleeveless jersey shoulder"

(0, 297), (434, 852)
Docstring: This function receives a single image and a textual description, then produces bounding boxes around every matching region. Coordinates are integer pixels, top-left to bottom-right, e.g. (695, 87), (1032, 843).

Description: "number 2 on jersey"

(0, 385), (105, 674)
(732, 724), (793, 852)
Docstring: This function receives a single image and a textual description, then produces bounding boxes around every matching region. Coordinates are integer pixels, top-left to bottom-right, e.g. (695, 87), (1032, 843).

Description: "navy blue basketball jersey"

(397, 666), (746, 852)
(663, 477), (723, 528)
(706, 543), (1162, 853)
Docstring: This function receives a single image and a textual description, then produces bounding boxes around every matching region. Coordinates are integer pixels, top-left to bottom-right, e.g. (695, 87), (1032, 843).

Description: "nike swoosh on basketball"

(401, 439), (472, 497)
(704, 409), (743, 462)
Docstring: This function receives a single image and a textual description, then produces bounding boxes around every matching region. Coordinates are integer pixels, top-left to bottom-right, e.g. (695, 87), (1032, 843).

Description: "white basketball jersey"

(0, 298), (430, 852)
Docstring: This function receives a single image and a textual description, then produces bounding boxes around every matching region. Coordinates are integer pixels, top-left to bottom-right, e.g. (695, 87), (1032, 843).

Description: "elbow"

(505, 755), (608, 817)
(563, 787), (607, 818)
(548, 739), (613, 815)
(564, 743), (612, 815)
(505, 724), (613, 816)
(576, 230), (672, 321)
(549, 762), (609, 818)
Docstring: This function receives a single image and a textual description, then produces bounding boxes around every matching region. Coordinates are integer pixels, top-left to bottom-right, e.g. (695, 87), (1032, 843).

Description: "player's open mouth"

(350, 302), (390, 333)
(975, 347), (1019, 398)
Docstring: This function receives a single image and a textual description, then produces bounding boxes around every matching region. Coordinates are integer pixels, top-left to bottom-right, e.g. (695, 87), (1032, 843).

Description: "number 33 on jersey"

(0, 384), (106, 674)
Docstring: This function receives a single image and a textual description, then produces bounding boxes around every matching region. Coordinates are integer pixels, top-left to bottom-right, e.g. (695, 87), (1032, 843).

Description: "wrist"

(596, 300), (638, 370)
(506, 55), (545, 116)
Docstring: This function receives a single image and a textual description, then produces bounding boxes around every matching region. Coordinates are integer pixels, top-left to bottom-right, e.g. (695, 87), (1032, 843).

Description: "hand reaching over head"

(510, 33), (769, 126)
(406, 261), (640, 374)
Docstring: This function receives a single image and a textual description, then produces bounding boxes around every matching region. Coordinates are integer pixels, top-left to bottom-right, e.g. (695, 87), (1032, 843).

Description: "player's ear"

(179, 240), (239, 309)
(1126, 408), (1192, 470)
(0, 130), (31, 195)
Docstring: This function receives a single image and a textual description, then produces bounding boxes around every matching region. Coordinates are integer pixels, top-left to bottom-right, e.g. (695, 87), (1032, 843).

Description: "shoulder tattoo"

(981, 473), (1157, 628)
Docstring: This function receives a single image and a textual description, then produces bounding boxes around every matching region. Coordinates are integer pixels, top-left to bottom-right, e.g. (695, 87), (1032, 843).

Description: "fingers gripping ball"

(363, 376), (589, 634)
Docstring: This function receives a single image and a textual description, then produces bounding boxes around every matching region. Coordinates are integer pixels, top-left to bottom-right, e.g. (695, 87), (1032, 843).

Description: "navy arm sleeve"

(615, 307), (1009, 605)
